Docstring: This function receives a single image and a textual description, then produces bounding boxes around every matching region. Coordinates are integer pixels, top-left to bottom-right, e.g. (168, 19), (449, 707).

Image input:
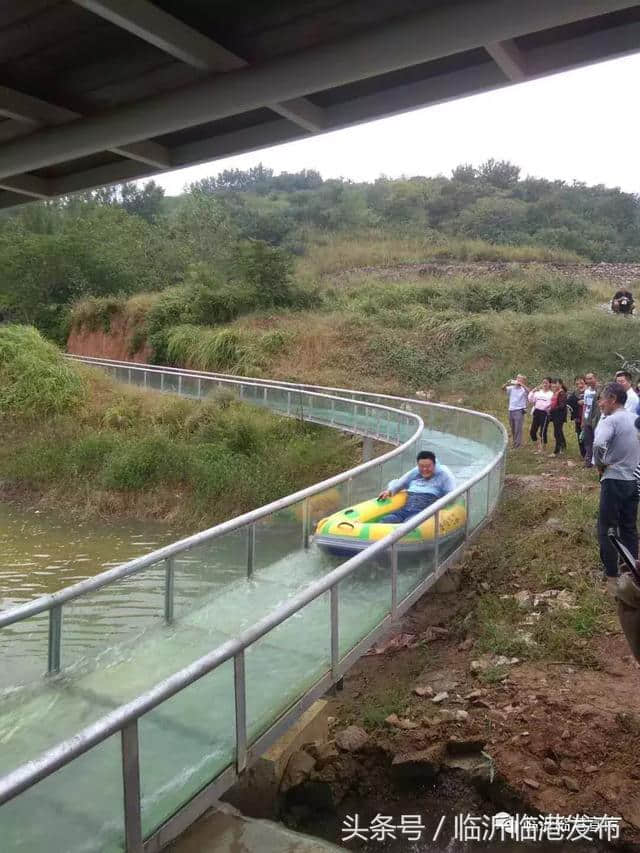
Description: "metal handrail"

(0, 358), (507, 852)
(0, 385), (421, 629)
(66, 354), (502, 428)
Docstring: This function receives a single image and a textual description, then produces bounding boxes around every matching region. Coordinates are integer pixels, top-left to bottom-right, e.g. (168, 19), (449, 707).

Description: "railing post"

(346, 477), (353, 505)
(485, 472), (491, 518)
(160, 373), (164, 392)
(247, 524), (256, 578)
(362, 436), (374, 462)
(197, 377), (202, 398)
(47, 605), (62, 674)
(128, 367), (132, 384)
(287, 390), (291, 415)
(302, 498), (310, 550)
(464, 487), (471, 539)
(434, 510), (440, 569)
(263, 387), (268, 403)
(239, 384), (244, 399)
(164, 557), (175, 625)
(391, 544), (398, 620)
(143, 371), (147, 390)
(234, 651), (247, 773)
(178, 375), (182, 395)
(330, 586), (339, 682)
(121, 721), (144, 853)
(330, 398), (335, 425)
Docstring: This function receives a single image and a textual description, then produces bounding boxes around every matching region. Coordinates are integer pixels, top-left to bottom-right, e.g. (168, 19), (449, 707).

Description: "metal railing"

(0, 358), (507, 853)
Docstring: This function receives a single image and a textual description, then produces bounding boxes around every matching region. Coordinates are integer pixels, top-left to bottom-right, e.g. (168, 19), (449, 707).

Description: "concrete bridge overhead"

(1, 1), (640, 207)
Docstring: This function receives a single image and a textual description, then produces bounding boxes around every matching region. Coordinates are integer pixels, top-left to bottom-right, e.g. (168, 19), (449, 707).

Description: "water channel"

(0, 383), (501, 852)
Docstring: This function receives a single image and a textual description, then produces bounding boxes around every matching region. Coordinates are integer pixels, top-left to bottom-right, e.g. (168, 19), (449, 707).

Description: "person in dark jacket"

(567, 375), (586, 459)
(549, 379), (568, 456)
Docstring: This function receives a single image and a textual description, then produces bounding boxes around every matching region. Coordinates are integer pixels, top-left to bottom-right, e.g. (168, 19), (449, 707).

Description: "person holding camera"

(501, 374), (529, 449)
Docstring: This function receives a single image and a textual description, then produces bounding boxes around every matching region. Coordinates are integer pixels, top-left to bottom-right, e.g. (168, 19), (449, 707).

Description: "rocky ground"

(277, 462), (640, 851)
(330, 261), (640, 286)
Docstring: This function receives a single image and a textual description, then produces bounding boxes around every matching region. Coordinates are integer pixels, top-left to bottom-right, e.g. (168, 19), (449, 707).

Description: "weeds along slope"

(70, 258), (628, 397)
(0, 325), (359, 526)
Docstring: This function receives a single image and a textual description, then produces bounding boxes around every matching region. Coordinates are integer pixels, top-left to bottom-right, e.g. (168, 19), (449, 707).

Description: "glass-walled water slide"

(0, 357), (507, 853)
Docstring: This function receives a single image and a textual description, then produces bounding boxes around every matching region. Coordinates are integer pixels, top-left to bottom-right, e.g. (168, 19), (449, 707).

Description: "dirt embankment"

(66, 314), (152, 363)
(282, 472), (640, 850)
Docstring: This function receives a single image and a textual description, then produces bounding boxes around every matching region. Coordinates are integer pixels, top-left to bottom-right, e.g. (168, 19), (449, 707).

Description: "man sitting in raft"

(377, 450), (456, 523)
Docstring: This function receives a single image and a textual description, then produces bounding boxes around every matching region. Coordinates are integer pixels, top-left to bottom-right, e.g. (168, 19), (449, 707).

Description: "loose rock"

(335, 725), (369, 752)
(432, 691), (449, 704)
(523, 777), (540, 789)
(414, 685), (434, 697)
(563, 776), (580, 793)
(281, 750), (316, 792)
(385, 714), (419, 730)
(543, 757), (559, 775)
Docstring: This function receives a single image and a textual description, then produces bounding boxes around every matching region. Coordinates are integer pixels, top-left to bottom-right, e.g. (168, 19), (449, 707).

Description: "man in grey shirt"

(593, 382), (640, 591)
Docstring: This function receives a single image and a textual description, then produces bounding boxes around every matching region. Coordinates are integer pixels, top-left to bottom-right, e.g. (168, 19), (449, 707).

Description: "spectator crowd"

(503, 370), (640, 595)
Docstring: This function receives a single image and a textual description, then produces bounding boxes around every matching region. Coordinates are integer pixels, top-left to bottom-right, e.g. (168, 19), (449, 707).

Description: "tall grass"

(299, 230), (583, 276)
(0, 338), (357, 525)
(0, 325), (86, 418)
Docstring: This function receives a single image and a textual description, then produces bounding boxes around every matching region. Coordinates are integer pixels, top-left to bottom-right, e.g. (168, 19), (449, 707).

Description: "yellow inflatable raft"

(314, 491), (466, 557)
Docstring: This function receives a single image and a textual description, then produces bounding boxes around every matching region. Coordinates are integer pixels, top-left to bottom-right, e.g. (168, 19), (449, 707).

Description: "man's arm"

(379, 467), (417, 499)
(592, 418), (614, 469)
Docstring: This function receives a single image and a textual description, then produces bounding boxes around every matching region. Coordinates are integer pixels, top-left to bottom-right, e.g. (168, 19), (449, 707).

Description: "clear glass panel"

(173, 527), (249, 623)
(146, 370), (162, 392)
(0, 734), (124, 853)
(245, 593), (331, 741)
(180, 375), (199, 399)
(139, 659), (235, 837)
(253, 504), (307, 575)
(338, 550), (391, 657)
(61, 566), (165, 674)
(0, 610), (49, 692)
(437, 494), (467, 564)
(163, 372), (180, 394)
(468, 476), (489, 531)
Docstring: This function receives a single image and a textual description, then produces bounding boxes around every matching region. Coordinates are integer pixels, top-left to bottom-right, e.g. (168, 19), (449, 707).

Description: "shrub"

(0, 324), (86, 418)
(100, 436), (191, 490)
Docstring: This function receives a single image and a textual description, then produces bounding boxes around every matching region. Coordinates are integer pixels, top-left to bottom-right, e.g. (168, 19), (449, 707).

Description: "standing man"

(582, 372), (600, 468)
(593, 382), (640, 594)
(501, 374), (529, 449)
(614, 370), (639, 414)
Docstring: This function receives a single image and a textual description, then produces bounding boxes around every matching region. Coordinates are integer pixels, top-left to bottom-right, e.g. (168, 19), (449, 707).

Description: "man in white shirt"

(501, 374), (530, 449)
(615, 370), (639, 415)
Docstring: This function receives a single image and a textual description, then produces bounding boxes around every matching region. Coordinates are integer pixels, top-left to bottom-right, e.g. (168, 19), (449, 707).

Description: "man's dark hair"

(615, 370), (632, 383)
(602, 381), (627, 406)
(574, 375), (586, 382)
(417, 450), (436, 464)
(543, 376), (553, 383)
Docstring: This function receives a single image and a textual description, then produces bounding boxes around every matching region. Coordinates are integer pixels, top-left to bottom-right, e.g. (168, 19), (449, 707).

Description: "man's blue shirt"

(387, 463), (456, 499)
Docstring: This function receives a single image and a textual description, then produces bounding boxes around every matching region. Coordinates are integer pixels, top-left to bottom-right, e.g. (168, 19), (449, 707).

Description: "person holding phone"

(501, 374), (529, 449)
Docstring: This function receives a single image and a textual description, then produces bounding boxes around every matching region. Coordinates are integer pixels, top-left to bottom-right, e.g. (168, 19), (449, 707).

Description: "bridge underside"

(1, 0), (640, 207)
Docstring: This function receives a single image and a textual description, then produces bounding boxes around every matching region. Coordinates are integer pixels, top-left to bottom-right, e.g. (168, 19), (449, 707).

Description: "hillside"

(3, 160), (640, 345)
(68, 245), (640, 415)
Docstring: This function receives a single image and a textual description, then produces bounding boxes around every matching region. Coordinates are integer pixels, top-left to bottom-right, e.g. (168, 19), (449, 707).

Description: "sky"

(156, 52), (640, 196)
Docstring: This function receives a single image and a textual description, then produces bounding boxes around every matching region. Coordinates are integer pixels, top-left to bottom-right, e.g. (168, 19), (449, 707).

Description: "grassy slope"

(0, 326), (359, 529)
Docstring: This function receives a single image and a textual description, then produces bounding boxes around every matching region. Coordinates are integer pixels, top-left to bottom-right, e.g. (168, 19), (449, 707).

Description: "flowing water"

(0, 429), (498, 852)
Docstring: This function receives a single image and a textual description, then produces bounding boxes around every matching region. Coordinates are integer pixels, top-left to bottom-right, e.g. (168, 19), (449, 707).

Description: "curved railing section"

(0, 357), (507, 853)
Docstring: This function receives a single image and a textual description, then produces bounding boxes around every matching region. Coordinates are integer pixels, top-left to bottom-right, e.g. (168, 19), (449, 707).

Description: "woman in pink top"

(528, 377), (553, 452)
